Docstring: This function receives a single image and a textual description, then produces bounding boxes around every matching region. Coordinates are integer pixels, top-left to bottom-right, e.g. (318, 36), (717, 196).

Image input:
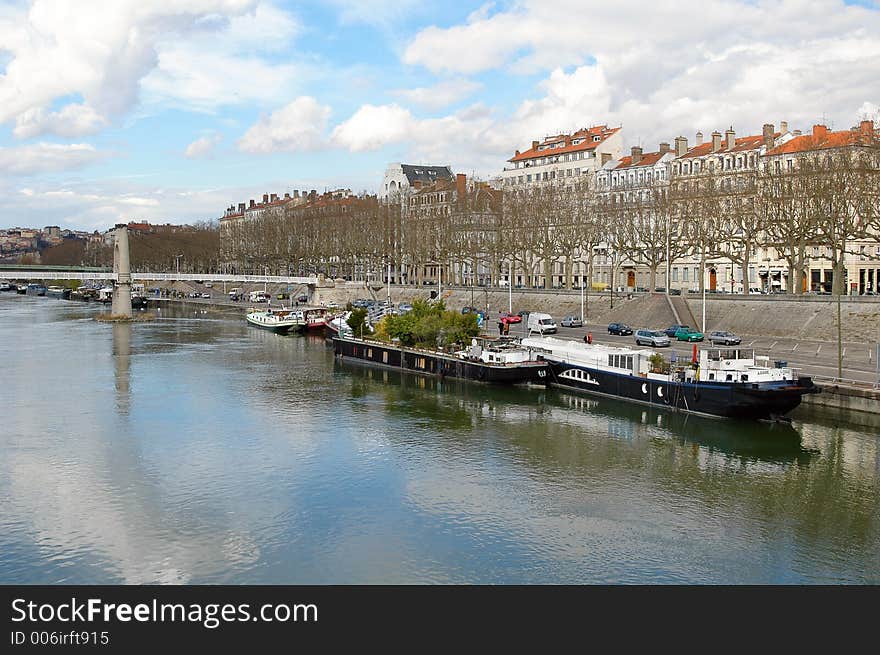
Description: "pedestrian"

(587, 332), (593, 344)
(498, 321), (503, 335)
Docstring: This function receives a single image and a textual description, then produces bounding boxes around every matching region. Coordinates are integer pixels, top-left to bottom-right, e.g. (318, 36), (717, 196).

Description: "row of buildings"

(219, 117), (880, 295)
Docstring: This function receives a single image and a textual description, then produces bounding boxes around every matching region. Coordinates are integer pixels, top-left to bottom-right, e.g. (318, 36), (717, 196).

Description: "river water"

(1, 295), (878, 584)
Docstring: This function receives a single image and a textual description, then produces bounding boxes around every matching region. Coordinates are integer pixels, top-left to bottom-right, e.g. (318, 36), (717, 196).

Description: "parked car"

(398, 302), (413, 313)
(298, 295), (308, 303)
(664, 324), (690, 337)
(516, 310), (529, 318)
(200, 293), (211, 299)
(708, 330), (742, 345)
(500, 311), (522, 324)
(675, 327), (704, 342)
(204, 282), (213, 288)
(748, 287), (763, 295)
(561, 315), (583, 328)
(635, 329), (670, 347)
(607, 322), (633, 335)
(461, 306), (479, 314)
(669, 288), (682, 295)
(527, 312), (557, 334)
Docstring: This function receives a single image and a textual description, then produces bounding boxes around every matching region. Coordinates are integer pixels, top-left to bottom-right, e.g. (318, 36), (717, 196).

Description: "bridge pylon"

(110, 224), (132, 318)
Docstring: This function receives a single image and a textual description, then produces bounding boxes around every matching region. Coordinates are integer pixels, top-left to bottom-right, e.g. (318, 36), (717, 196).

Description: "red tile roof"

(680, 133), (779, 159)
(765, 125), (879, 156)
(611, 151), (667, 169)
(509, 125), (620, 162)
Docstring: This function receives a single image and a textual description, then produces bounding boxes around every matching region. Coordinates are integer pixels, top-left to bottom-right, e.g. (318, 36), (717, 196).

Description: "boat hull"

(544, 361), (818, 420)
(333, 336), (547, 384)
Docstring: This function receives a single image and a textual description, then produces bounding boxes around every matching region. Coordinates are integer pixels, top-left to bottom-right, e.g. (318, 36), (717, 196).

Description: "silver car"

(635, 329), (671, 347)
(561, 315), (583, 328)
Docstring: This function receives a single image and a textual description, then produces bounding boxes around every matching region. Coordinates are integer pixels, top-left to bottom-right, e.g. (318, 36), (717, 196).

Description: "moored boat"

(46, 286), (71, 299)
(0, 280), (11, 292)
(333, 334), (548, 384)
(245, 307), (301, 333)
(25, 283), (47, 296)
(521, 336), (819, 421)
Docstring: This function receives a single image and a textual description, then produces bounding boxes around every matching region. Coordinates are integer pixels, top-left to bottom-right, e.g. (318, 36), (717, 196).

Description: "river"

(1, 295), (878, 583)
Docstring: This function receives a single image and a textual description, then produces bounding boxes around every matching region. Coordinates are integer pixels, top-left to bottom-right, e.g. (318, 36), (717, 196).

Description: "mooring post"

(111, 223), (132, 318)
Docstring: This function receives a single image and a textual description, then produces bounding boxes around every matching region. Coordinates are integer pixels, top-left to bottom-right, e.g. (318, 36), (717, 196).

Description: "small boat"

(0, 281), (11, 292)
(46, 286), (71, 299)
(25, 283), (47, 296)
(521, 336), (819, 421)
(333, 335), (548, 384)
(246, 307), (302, 333)
(131, 294), (147, 309)
(96, 287), (114, 303)
(15, 284), (27, 294)
(324, 312), (353, 339)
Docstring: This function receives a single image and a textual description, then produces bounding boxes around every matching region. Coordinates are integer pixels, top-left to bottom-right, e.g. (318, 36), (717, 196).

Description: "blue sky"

(0, 0), (878, 230)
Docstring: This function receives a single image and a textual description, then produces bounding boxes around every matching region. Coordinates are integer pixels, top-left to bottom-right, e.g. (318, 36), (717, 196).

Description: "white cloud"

(331, 104), (415, 152)
(0, 1), (302, 137)
(0, 143), (108, 176)
(184, 133), (222, 159)
(238, 97), (332, 153)
(392, 79), (482, 110)
(401, 0), (880, 152)
(13, 103), (107, 139)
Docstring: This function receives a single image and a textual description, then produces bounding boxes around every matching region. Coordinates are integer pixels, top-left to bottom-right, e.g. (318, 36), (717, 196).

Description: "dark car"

(608, 322), (633, 335)
(461, 306), (478, 314)
(708, 330), (742, 345)
(664, 324), (689, 337)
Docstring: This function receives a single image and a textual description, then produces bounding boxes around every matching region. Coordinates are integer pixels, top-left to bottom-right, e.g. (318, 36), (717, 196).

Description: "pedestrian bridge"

(0, 266), (319, 286)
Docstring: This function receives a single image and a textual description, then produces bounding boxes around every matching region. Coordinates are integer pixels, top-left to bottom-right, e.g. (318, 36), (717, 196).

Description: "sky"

(0, 0), (878, 231)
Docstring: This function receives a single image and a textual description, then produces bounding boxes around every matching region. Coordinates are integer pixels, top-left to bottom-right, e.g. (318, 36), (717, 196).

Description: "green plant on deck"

(649, 352), (670, 374)
(380, 298), (478, 348)
(346, 307), (372, 337)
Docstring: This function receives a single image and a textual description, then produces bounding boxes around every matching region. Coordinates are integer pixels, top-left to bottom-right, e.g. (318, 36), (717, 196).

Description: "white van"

(527, 312), (557, 334)
(249, 290), (270, 303)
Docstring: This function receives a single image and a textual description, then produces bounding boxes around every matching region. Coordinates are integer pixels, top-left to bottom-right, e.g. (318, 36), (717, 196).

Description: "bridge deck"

(0, 271), (319, 284)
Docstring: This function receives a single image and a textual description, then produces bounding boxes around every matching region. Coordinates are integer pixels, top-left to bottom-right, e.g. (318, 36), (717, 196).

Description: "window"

(672, 267), (679, 282)
(787, 159), (793, 171)
(526, 174), (532, 182)
(383, 352), (388, 363)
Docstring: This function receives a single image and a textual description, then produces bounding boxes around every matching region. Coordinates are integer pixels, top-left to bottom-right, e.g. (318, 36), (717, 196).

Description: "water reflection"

(1, 295), (878, 583)
(112, 323), (131, 414)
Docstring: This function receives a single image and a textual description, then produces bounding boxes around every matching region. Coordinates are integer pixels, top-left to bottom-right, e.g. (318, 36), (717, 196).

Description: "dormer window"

(593, 136), (601, 142)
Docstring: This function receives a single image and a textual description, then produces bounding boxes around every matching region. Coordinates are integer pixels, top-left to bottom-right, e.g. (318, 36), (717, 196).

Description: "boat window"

(726, 374), (733, 381)
(383, 352), (388, 364)
(740, 374), (748, 382)
(708, 373), (715, 380)
(608, 354), (634, 370)
(367, 349), (372, 358)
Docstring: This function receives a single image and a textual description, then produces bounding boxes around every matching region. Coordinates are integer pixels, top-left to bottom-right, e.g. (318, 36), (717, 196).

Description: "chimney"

(262, 193), (269, 204)
(674, 136), (688, 157)
(249, 199), (255, 208)
(762, 123), (775, 149)
(860, 119), (874, 137)
(270, 193), (278, 202)
(456, 173), (467, 199)
(631, 146), (643, 164)
(725, 127), (735, 150)
(792, 129), (802, 136)
(601, 152), (612, 164)
(696, 131), (703, 146)
(293, 190), (299, 198)
(532, 140), (539, 150)
(813, 124), (828, 140)
(659, 142), (670, 154)
(284, 192), (290, 199)
(711, 131), (722, 152)
(238, 202), (245, 212)
(780, 121), (788, 134)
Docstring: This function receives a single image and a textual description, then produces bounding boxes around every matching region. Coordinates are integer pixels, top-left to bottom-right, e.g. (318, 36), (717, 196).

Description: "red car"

(499, 312), (522, 325)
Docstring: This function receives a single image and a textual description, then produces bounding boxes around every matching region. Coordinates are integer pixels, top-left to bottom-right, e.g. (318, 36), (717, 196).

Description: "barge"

(333, 335), (547, 384)
(521, 336), (819, 420)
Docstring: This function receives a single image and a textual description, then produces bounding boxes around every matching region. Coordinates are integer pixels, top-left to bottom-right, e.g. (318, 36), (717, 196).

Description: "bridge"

(1, 228), (318, 318)
(0, 268), (319, 285)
